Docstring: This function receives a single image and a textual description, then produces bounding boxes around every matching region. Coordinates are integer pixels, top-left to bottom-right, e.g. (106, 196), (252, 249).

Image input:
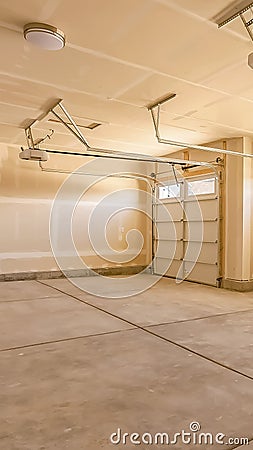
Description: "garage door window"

(187, 178), (216, 197)
(158, 183), (181, 199)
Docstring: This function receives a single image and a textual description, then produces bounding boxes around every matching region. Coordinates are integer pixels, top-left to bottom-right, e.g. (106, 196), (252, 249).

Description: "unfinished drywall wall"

(0, 145), (152, 274)
(243, 137), (253, 281)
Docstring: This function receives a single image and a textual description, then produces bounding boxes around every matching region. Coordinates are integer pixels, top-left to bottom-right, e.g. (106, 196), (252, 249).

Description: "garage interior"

(1, 0), (253, 449)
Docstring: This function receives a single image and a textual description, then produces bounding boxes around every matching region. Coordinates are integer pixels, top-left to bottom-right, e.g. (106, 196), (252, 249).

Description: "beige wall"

(243, 137), (253, 281)
(0, 145), (152, 274)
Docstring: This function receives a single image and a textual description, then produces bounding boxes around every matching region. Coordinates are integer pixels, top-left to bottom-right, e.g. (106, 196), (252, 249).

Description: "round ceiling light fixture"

(23, 23), (65, 50)
(248, 52), (253, 69)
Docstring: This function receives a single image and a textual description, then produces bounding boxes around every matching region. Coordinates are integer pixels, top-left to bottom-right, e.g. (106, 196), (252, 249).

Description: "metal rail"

(215, 0), (253, 28)
(38, 161), (156, 183)
(215, 0), (253, 42)
(38, 147), (211, 167)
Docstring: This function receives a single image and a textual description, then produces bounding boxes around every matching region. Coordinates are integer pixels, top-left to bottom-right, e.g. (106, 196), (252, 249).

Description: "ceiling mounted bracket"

(47, 100), (213, 167)
(50, 99), (90, 147)
(21, 98), (216, 168)
(146, 93), (177, 110)
(148, 95), (253, 159)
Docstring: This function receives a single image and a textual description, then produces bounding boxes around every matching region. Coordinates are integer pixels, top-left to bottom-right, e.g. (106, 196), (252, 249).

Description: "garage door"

(153, 174), (221, 287)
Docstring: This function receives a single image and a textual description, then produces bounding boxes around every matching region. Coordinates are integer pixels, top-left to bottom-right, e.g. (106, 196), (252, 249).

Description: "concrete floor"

(0, 275), (253, 449)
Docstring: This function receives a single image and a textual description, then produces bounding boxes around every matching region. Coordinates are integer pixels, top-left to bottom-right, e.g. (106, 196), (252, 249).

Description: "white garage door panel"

(156, 202), (183, 221)
(185, 222), (218, 242)
(185, 262), (218, 285)
(184, 199), (218, 220)
(153, 175), (221, 287)
(156, 240), (183, 260)
(157, 222), (183, 240)
(155, 257), (182, 278)
(184, 242), (218, 264)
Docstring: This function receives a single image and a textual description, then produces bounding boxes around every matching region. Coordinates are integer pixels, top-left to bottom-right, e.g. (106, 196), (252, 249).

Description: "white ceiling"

(0, 0), (253, 155)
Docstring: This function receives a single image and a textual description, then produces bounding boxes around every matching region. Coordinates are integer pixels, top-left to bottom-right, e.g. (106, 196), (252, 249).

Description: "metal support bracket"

(25, 127), (35, 149)
(171, 164), (179, 186)
(148, 96), (253, 159)
(50, 100), (90, 147)
(22, 99), (213, 168)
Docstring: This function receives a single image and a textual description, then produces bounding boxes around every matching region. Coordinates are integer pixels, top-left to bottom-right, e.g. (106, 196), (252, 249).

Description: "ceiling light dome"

(248, 52), (253, 69)
(23, 23), (65, 50)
